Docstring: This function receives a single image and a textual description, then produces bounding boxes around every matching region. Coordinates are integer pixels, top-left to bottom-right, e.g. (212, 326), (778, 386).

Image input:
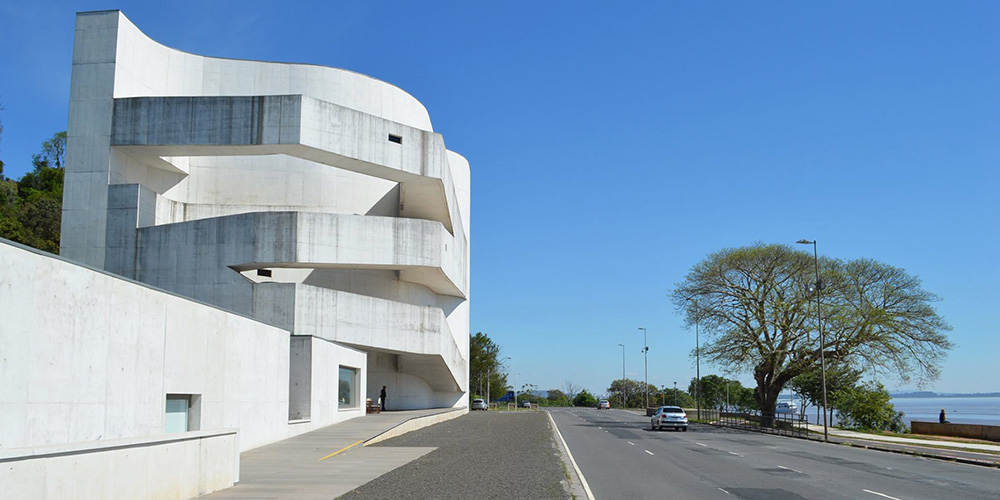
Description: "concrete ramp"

(201, 408), (465, 499)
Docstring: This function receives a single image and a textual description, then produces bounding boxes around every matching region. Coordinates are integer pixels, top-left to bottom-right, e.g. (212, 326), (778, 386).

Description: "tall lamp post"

(638, 327), (648, 409)
(688, 298), (702, 421)
(618, 343), (626, 408)
(488, 356), (510, 407)
(797, 238), (828, 442)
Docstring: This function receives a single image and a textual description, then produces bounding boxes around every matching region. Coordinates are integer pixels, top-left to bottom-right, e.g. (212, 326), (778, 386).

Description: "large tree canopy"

(469, 332), (508, 401)
(671, 243), (952, 419)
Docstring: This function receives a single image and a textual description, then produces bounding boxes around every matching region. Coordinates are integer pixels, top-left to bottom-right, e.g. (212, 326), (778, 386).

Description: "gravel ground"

(338, 411), (570, 499)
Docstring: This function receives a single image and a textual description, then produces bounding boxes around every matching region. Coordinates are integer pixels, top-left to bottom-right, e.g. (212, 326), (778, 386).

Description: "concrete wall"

(911, 421), (1000, 443)
(0, 239), (290, 451)
(61, 6), (468, 421)
(0, 429), (239, 499)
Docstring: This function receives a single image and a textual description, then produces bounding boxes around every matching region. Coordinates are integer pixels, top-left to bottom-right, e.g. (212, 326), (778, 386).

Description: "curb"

(546, 411), (595, 500)
(364, 407), (468, 446)
(835, 440), (1000, 469)
(708, 421), (1000, 469)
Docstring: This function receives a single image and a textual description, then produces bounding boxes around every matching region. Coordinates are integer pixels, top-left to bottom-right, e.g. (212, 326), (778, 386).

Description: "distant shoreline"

(891, 392), (1000, 398)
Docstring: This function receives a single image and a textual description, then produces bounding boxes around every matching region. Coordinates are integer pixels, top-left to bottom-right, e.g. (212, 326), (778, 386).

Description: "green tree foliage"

(572, 390), (598, 407)
(656, 387), (694, 408)
(837, 381), (906, 432)
(687, 375), (757, 410)
(672, 243), (952, 422)
(607, 378), (657, 408)
(0, 131), (65, 253)
(789, 362), (862, 424)
(469, 332), (508, 401)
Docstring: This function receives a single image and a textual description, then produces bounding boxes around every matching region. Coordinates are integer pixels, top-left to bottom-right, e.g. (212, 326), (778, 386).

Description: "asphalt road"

(549, 408), (1000, 500)
(341, 411), (569, 499)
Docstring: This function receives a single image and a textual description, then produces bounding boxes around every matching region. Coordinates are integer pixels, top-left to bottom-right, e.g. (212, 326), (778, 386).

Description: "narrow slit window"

(257, 269), (272, 278)
(388, 134), (403, 144)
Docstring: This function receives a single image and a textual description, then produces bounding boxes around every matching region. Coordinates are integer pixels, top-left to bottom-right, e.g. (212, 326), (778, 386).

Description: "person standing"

(380, 386), (387, 412)
(939, 409), (947, 423)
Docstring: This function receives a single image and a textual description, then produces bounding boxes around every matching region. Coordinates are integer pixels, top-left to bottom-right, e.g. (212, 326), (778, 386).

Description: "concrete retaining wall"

(364, 408), (466, 446)
(911, 421), (1000, 442)
(0, 429), (238, 499)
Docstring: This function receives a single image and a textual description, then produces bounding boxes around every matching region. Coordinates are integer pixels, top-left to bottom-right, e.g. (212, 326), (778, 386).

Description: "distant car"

(519, 400), (532, 408)
(597, 400), (611, 410)
(471, 398), (488, 411)
(650, 406), (688, 431)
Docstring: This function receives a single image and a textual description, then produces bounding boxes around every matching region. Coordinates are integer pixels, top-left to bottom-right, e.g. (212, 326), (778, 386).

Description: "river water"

(778, 395), (1000, 427)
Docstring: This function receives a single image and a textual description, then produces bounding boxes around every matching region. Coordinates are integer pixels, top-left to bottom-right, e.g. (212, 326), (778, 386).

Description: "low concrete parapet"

(0, 428), (239, 499)
(365, 408), (467, 446)
(911, 421), (1000, 442)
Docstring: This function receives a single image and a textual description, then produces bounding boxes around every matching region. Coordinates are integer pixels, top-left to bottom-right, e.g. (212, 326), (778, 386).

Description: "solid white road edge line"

(863, 489), (902, 500)
(548, 411), (596, 500)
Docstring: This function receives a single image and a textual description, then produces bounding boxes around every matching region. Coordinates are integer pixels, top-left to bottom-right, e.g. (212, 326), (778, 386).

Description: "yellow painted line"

(318, 440), (364, 461)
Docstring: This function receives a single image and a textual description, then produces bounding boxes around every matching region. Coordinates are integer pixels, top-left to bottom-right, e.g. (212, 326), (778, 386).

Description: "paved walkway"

(201, 408), (463, 499)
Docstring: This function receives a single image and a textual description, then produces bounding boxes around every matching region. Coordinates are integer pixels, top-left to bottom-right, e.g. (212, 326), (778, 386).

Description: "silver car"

(471, 398), (488, 411)
(650, 406), (688, 431)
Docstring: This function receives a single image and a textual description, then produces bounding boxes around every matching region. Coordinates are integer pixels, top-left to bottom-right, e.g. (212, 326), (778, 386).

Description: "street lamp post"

(618, 343), (626, 408)
(688, 298), (702, 421)
(638, 327), (648, 410)
(514, 372), (520, 410)
(489, 356), (510, 407)
(797, 238), (828, 442)
(673, 381), (677, 405)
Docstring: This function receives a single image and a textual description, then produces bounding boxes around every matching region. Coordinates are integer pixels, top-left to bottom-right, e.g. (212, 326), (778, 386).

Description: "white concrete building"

(0, 10), (469, 498)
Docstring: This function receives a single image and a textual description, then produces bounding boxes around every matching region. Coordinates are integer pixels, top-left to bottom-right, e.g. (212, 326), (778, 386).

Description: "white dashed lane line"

(718, 488), (731, 495)
(863, 490), (902, 500)
(628, 442), (635, 446)
(728, 451), (743, 457)
(696, 442), (707, 447)
(644, 450), (655, 456)
(778, 465), (803, 474)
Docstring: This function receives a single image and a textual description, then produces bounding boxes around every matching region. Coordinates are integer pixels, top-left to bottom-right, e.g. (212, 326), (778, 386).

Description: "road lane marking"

(863, 490), (902, 500)
(778, 465), (803, 474)
(728, 451), (743, 457)
(318, 440), (364, 461)
(644, 450), (655, 456)
(718, 487), (731, 495)
(628, 442), (635, 446)
(547, 411), (595, 500)
(696, 442), (707, 447)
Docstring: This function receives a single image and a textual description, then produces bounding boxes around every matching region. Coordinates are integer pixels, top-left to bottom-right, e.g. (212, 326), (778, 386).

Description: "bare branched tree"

(672, 243), (951, 423)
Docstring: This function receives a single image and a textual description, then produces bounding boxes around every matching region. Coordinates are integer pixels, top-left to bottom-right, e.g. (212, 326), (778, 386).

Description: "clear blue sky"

(2, 1), (998, 396)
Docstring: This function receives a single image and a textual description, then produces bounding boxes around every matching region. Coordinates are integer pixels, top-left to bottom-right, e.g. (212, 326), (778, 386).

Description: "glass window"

(165, 396), (189, 433)
(339, 366), (358, 407)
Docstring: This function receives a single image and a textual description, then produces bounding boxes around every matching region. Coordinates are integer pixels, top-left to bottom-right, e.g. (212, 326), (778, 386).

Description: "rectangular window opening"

(388, 134), (403, 144)
(165, 394), (201, 433)
(339, 366), (359, 408)
(257, 268), (272, 278)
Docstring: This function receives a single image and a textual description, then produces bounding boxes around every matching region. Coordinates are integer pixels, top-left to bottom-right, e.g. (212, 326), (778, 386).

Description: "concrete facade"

(0, 9), (469, 498)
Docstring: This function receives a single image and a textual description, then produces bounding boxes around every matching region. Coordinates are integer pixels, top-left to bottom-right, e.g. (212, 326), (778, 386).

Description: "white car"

(650, 406), (688, 431)
(471, 398), (488, 411)
(597, 400), (611, 409)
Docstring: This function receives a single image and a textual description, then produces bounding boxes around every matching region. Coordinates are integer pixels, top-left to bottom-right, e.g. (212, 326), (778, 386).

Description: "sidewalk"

(201, 407), (465, 499)
(800, 423), (1000, 467)
(805, 423), (1000, 454)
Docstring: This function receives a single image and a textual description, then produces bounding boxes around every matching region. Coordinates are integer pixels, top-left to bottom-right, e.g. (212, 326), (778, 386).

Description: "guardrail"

(701, 409), (809, 438)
